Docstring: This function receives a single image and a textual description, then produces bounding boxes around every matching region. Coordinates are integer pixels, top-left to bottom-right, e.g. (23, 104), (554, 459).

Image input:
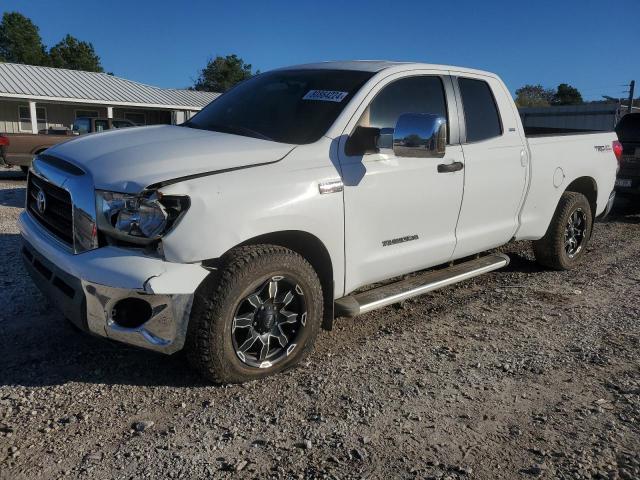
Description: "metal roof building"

(0, 62), (219, 134)
(519, 103), (640, 132)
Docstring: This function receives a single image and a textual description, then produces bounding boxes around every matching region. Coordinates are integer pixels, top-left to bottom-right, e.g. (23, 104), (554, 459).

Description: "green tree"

(552, 83), (583, 105)
(193, 54), (256, 92)
(515, 84), (555, 107)
(0, 12), (48, 65)
(49, 34), (103, 72)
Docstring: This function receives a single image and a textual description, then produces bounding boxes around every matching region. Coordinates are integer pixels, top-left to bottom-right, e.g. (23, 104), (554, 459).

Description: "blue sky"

(2, 0), (638, 100)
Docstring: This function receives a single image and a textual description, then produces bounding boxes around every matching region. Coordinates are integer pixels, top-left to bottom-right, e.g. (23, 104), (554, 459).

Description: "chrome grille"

(27, 173), (74, 246)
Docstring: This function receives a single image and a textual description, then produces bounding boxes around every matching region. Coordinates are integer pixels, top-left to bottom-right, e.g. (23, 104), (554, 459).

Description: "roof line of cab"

(273, 60), (497, 78)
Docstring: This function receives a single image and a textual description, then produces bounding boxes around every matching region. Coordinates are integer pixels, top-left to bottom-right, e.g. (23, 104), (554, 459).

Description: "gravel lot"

(0, 167), (639, 480)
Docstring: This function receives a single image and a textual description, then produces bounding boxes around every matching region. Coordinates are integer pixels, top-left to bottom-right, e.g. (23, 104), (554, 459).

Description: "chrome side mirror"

(392, 113), (446, 158)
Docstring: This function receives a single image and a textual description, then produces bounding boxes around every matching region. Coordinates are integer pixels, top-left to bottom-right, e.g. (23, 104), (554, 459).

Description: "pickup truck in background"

(613, 112), (640, 200)
(18, 61), (619, 383)
(0, 117), (135, 173)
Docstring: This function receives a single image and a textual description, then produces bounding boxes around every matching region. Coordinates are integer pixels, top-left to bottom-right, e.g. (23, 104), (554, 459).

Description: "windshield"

(183, 69), (374, 144)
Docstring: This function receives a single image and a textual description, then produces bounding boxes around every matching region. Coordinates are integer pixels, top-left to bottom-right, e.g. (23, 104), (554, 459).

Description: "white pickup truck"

(19, 61), (619, 383)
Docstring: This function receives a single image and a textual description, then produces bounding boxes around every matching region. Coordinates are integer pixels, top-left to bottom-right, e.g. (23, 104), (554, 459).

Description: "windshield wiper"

(223, 124), (273, 141)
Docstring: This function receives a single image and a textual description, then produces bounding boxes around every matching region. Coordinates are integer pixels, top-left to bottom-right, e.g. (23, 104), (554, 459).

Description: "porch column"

(29, 101), (38, 134)
(107, 106), (114, 119)
(171, 110), (185, 125)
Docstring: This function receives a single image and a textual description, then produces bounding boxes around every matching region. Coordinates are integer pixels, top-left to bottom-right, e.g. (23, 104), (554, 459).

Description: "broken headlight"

(96, 190), (190, 245)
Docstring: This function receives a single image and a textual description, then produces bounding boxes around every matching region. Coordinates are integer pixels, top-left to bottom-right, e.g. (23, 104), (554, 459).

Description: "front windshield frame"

(183, 69), (375, 145)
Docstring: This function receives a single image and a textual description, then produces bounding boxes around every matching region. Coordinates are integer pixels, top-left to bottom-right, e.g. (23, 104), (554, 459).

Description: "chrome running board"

(335, 253), (510, 317)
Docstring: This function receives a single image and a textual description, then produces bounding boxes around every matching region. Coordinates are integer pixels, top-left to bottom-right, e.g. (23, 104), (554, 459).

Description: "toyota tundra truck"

(18, 61), (619, 383)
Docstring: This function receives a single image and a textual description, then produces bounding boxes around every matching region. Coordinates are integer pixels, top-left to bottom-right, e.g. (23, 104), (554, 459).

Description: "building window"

(112, 120), (135, 129)
(73, 117), (91, 134)
(18, 105), (47, 132)
(75, 109), (100, 119)
(94, 119), (109, 132)
(124, 112), (146, 125)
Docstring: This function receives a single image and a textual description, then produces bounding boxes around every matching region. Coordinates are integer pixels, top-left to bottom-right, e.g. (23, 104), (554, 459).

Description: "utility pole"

(627, 80), (635, 113)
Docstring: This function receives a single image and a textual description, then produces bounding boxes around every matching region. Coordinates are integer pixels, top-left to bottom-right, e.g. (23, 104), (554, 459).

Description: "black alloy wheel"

(231, 275), (307, 368)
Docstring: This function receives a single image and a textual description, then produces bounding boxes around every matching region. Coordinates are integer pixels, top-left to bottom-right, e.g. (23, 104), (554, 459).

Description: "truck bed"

(516, 130), (618, 241)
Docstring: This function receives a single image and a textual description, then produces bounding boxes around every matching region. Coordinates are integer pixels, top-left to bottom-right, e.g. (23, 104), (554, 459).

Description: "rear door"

(452, 74), (529, 258)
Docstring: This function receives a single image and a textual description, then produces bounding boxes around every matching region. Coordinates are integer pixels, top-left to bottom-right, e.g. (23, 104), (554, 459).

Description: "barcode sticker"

(303, 90), (349, 102)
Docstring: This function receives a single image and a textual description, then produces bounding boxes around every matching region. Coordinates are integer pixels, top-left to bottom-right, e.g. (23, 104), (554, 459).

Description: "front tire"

(533, 191), (593, 270)
(186, 245), (323, 384)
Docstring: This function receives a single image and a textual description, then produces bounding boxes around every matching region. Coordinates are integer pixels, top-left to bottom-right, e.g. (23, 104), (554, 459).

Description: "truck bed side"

(515, 131), (617, 240)
(1, 133), (73, 167)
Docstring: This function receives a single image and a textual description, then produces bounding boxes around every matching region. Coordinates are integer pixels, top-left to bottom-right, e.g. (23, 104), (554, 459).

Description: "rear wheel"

(186, 245), (323, 383)
(533, 191), (593, 270)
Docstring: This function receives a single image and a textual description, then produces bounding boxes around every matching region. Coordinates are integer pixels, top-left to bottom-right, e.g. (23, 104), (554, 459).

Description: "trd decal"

(594, 145), (612, 153)
(382, 235), (419, 247)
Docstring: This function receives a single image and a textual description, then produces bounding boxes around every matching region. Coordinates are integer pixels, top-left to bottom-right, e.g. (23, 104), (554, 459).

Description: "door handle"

(437, 161), (464, 173)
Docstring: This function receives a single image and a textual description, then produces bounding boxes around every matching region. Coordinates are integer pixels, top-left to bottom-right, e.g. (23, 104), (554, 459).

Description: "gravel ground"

(0, 166), (639, 480)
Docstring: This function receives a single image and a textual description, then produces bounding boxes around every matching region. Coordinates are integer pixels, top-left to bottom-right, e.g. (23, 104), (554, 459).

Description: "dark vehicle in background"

(614, 113), (640, 200)
(0, 117), (135, 173)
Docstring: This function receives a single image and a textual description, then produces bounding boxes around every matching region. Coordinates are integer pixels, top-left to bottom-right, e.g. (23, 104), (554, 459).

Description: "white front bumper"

(19, 211), (210, 353)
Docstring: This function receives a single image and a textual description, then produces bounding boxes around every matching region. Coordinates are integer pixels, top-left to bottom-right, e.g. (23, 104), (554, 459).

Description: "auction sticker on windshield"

(303, 90), (349, 102)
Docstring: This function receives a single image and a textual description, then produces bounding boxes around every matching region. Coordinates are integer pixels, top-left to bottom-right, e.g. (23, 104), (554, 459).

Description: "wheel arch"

(206, 230), (336, 331)
(565, 176), (597, 220)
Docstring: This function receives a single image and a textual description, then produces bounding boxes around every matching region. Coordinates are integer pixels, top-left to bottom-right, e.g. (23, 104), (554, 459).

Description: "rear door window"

(458, 78), (502, 142)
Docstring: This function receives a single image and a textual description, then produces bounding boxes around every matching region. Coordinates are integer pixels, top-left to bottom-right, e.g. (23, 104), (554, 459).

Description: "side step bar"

(335, 253), (510, 317)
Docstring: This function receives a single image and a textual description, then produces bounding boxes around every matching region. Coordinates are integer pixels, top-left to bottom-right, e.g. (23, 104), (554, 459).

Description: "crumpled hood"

(46, 124), (296, 193)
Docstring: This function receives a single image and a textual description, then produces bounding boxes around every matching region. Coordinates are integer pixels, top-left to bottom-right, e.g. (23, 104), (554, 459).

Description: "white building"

(0, 62), (219, 134)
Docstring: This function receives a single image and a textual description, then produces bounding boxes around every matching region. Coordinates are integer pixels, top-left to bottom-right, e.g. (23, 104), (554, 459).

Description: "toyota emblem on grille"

(36, 189), (47, 214)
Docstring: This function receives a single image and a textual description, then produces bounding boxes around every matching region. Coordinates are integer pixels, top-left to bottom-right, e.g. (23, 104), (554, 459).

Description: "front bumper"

(19, 211), (210, 354)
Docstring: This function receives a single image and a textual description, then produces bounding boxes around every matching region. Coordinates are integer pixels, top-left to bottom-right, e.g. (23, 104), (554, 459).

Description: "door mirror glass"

(392, 113), (446, 158)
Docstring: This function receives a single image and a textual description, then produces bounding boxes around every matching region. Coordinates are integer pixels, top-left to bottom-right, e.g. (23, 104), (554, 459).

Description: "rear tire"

(186, 245), (323, 384)
(533, 192), (593, 270)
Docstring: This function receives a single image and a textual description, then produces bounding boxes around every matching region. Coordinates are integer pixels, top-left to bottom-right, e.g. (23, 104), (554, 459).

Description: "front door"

(339, 73), (465, 294)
